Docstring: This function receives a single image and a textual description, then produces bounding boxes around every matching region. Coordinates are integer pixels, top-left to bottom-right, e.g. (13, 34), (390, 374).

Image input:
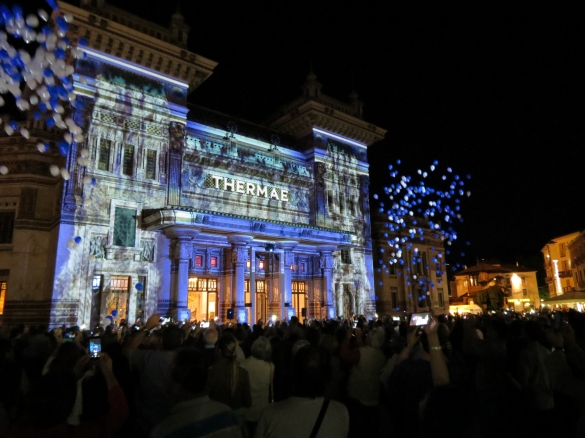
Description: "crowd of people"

(1, 308), (585, 437)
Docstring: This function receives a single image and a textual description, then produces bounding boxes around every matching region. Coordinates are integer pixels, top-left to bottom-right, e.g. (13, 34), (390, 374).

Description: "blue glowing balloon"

(111, 310), (118, 317)
(74, 236), (82, 244)
(136, 283), (144, 291)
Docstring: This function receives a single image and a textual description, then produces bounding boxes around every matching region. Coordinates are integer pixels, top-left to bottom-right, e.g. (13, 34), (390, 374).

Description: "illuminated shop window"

(123, 144), (135, 176)
(246, 259), (251, 269)
(259, 259), (264, 270)
(292, 281), (306, 293)
(97, 139), (111, 171)
(195, 255), (203, 267)
(113, 207), (136, 247)
(145, 150), (157, 180)
(0, 212), (15, 244)
(256, 280), (265, 293)
(108, 276), (129, 322)
(210, 256), (218, 268)
(0, 281), (6, 314)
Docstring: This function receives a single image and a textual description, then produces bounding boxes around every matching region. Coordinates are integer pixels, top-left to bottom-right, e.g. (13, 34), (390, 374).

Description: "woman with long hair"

(207, 333), (252, 424)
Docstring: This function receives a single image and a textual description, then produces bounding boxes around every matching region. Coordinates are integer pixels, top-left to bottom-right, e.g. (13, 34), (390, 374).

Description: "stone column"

(250, 247), (256, 325)
(164, 227), (199, 322)
(319, 246), (337, 319)
(228, 235), (253, 323)
(278, 241), (298, 320)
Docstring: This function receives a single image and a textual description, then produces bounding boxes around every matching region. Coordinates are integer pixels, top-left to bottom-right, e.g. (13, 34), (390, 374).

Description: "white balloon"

(4, 126), (14, 136)
(37, 142), (46, 152)
(38, 9), (49, 22)
(25, 14), (39, 27)
(83, 175), (92, 184)
(80, 148), (89, 158)
(19, 127), (30, 139)
(49, 164), (60, 177)
(61, 168), (71, 180)
(0, 165), (8, 175)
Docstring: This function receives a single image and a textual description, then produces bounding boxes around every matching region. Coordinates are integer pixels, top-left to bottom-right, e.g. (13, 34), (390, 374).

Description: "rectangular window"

(292, 281), (307, 293)
(523, 288), (528, 296)
(388, 263), (396, 275)
(145, 149), (157, 179)
(438, 290), (444, 307)
(123, 144), (134, 176)
(0, 281), (6, 314)
(300, 262), (306, 273)
(195, 255), (203, 267)
(210, 256), (218, 268)
(341, 250), (352, 264)
(391, 287), (398, 309)
(339, 194), (345, 214)
(521, 276), (526, 285)
(560, 243), (567, 258)
(327, 191), (333, 212)
(113, 207), (136, 247)
(435, 263), (442, 277)
(348, 197), (355, 216)
(256, 280), (265, 293)
(98, 139), (111, 171)
(0, 212), (15, 244)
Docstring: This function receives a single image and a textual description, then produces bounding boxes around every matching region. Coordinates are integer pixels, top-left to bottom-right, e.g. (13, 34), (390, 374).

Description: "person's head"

(291, 345), (331, 398)
(203, 328), (218, 347)
(218, 333), (238, 359)
(251, 336), (272, 361)
(161, 325), (184, 351)
(234, 325), (246, 344)
(369, 327), (386, 349)
(290, 315), (299, 326)
(292, 339), (311, 357)
(170, 348), (208, 399)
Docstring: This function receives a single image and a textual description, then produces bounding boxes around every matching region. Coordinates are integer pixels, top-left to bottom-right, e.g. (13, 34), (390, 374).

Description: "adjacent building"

(0, 1), (385, 327)
(569, 231), (585, 292)
(450, 261), (539, 312)
(541, 232), (579, 297)
(372, 214), (450, 316)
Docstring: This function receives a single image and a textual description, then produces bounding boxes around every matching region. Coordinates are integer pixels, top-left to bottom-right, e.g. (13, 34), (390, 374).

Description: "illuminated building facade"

(451, 262), (540, 312)
(0, 1), (385, 326)
(541, 232), (579, 297)
(372, 214), (450, 315)
(569, 231), (585, 292)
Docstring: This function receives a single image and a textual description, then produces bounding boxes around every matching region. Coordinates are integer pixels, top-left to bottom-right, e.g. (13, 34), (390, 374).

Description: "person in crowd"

(256, 344), (349, 437)
(9, 352), (128, 437)
(242, 336), (274, 436)
(201, 327), (219, 368)
(207, 332), (252, 425)
(124, 314), (183, 435)
(151, 348), (242, 437)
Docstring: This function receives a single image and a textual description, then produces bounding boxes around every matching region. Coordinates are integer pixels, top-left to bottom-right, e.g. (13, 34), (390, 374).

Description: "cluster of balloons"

(0, 0), (88, 180)
(374, 159), (471, 309)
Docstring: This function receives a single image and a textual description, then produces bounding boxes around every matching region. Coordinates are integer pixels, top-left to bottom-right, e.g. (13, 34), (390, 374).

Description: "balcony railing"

(558, 270), (572, 278)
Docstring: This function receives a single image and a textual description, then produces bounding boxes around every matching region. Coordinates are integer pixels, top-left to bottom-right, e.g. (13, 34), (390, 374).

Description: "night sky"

(88, 1), (584, 276)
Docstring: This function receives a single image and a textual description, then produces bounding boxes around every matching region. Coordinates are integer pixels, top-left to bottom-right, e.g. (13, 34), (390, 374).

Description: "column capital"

(163, 226), (200, 240)
(276, 240), (298, 251)
(317, 245), (337, 254)
(228, 234), (254, 246)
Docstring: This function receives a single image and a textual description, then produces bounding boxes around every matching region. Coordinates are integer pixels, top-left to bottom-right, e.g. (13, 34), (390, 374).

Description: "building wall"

(0, 1), (382, 326)
(542, 232), (579, 297)
(372, 217), (450, 315)
(569, 231), (585, 291)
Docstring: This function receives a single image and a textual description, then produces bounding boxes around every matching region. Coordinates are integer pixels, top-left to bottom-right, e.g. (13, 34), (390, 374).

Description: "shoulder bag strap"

(309, 399), (330, 438)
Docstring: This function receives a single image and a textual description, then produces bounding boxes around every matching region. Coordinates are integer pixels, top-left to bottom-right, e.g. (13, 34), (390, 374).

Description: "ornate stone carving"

(140, 240), (155, 262)
(89, 235), (106, 259)
(253, 222), (266, 232)
(169, 121), (186, 154)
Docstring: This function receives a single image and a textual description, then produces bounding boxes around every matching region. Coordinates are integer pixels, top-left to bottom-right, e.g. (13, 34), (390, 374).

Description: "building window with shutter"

(145, 149), (157, 180)
(341, 250), (352, 264)
(113, 207), (136, 247)
(123, 145), (135, 176)
(0, 212), (15, 244)
(98, 139), (111, 171)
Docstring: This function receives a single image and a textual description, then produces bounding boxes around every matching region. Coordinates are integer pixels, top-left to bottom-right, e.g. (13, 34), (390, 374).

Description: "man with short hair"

(151, 348), (242, 438)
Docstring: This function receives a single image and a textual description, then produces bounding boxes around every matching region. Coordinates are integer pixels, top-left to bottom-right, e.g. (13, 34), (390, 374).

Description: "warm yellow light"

(511, 274), (522, 289)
